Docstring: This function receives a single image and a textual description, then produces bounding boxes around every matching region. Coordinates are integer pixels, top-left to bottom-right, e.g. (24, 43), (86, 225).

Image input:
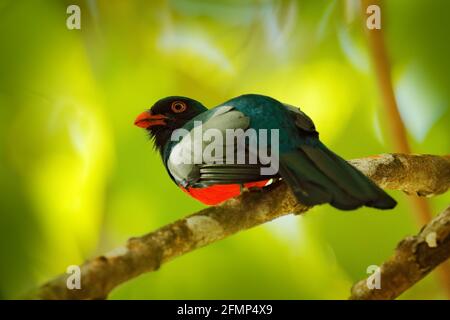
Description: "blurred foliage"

(0, 0), (449, 299)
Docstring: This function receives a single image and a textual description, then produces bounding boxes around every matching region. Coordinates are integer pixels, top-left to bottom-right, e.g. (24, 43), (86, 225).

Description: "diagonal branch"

(350, 205), (450, 300)
(28, 153), (450, 299)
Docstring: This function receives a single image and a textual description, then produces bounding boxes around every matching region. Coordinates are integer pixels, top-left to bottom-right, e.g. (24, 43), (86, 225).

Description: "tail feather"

(279, 143), (397, 210)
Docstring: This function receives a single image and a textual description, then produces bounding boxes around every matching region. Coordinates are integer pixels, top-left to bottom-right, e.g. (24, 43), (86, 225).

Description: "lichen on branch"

(350, 205), (450, 300)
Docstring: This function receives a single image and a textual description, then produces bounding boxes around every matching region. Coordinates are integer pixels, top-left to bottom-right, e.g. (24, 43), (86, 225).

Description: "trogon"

(134, 94), (396, 210)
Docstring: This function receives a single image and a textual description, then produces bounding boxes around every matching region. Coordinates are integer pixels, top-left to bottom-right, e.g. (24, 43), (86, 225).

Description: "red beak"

(134, 111), (167, 128)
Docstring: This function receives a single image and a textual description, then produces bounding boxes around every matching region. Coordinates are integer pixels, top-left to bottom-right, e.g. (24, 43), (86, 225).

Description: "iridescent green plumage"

(146, 94), (396, 210)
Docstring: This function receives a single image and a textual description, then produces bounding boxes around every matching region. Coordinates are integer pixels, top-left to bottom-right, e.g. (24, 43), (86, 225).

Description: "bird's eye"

(171, 101), (187, 113)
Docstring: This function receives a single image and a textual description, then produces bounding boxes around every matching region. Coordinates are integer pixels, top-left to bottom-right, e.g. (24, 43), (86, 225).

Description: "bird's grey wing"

(166, 106), (264, 187)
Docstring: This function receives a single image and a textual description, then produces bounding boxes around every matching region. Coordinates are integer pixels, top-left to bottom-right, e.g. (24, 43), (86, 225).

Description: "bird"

(134, 94), (396, 210)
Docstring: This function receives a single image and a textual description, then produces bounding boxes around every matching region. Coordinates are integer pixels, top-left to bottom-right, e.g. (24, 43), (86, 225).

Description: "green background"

(0, 0), (449, 299)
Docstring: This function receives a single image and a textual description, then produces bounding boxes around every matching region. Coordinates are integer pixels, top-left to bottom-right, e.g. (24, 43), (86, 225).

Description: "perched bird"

(135, 94), (396, 210)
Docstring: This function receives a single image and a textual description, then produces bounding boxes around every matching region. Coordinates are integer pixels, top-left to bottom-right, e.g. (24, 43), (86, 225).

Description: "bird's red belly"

(180, 180), (271, 205)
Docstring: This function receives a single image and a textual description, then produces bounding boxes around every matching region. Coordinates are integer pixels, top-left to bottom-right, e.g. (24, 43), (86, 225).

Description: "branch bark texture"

(350, 205), (450, 300)
(29, 153), (450, 299)
(361, 0), (450, 298)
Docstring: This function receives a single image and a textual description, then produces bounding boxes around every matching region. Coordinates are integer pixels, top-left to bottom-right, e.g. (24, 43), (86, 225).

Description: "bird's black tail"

(278, 142), (396, 210)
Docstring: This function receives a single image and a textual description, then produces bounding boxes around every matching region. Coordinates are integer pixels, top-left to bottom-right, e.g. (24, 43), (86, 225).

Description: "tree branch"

(362, 0), (450, 296)
(28, 153), (450, 299)
(350, 205), (450, 300)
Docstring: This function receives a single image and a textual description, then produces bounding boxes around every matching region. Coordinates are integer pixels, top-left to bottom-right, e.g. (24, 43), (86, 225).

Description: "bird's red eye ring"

(171, 101), (187, 113)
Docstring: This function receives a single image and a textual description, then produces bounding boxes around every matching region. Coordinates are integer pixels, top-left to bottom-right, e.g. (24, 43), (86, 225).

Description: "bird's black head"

(134, 96), (207, 152)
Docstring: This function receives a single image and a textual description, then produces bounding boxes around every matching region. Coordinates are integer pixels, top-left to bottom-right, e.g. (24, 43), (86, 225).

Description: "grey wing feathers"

(167, 106), (266, 187)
